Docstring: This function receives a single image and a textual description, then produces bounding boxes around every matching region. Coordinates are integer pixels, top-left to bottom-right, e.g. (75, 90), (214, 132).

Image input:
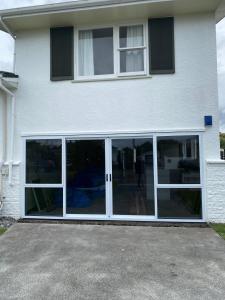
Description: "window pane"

(112, 139), (154, 216)
(79, 28), (113, 76)
(157, 136), (200, 184)
(120, 49), (144, 73)
(119, 25), (144, 48)
(158, 189), (202, 219)
(26, 139), (62, 184)
(66, 140), (106, 214)
(25, 188), (63, 217)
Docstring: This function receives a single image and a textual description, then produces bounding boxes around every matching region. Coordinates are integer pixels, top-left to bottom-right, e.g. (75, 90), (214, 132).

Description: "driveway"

(0, 223), (225, 300)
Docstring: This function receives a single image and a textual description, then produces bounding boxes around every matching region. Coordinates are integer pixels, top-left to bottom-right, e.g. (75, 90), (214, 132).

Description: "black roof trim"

(0, 71), (19, 78)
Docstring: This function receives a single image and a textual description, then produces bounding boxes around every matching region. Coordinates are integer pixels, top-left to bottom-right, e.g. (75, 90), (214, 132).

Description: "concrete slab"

(0, 223), (225, 300)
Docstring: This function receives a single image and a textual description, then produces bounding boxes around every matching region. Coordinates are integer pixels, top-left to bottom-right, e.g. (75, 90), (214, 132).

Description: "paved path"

(0, 223), (225, 299)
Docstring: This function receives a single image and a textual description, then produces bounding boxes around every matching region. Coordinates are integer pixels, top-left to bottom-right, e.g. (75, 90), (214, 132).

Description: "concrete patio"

(0, 223), (225, 300)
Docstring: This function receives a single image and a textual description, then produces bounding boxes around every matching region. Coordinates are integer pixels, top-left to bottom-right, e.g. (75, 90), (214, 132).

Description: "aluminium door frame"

(21, 131), (205, 222)
(108, 136), (156, 221)
(65, 137), (109, 219)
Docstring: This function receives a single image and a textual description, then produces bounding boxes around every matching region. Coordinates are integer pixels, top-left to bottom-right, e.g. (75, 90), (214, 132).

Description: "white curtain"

(125, 25), (144, 72)
(79, 30), (94, 76)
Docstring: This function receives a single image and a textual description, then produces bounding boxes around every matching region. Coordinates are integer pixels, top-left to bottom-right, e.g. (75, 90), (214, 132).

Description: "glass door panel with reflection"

(112, 138), (155, 216)
(66, 140), (106, 215)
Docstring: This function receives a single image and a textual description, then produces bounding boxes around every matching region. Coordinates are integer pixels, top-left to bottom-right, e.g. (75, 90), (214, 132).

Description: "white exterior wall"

(207, 162), (225, 223)
(1, 12), (224, 221)
(13, 13), (220, 161)
(0, 165), (20, 218)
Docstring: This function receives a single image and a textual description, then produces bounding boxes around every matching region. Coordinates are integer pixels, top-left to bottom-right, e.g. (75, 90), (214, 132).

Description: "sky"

(0, 0), (225, 131)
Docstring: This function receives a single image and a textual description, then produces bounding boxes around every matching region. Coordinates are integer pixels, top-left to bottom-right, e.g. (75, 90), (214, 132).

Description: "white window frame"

(23, 137), (64, 218)
(21, 132), (204, 222)
(116, 22), (148, 77)
(155, 134), (203, 220)
(75, 20), (148, 81)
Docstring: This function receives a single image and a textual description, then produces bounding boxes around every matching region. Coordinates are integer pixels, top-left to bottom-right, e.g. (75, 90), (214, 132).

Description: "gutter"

(0, 16), (16, 39)
(0, 79), (16, 186)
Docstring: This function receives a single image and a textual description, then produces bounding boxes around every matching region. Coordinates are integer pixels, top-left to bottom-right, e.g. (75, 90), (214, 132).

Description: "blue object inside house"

(204, 115), (213, 126)
(66, 167), (105, 208)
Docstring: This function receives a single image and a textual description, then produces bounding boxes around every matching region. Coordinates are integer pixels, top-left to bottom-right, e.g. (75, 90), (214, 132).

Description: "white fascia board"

(0, 0), (172, 17)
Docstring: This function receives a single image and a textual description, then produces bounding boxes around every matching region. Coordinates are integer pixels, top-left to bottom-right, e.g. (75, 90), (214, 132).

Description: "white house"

(0, 0), (225, 223)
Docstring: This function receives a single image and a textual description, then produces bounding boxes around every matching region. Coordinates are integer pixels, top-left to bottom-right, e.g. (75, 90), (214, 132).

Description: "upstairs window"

(119, 25), (145, 74)
(77, 23), (147, 79)
(78, 27), (114, 77)
(50, 18), (175, 81)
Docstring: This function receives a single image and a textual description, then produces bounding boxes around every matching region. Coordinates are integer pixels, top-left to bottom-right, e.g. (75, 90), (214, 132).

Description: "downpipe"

(0, 17), (16, 212)
(0, 80), (15, 186)
(0, 161), (3, 213)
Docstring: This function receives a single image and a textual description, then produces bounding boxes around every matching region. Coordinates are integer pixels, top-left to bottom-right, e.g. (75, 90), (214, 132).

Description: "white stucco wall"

(206, 162), (225, 223)
(12, 13), (220, 161)
(1, 12), (224, 221)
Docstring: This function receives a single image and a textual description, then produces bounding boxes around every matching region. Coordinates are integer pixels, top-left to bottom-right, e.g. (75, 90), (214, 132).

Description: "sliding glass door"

(111, 138), (155, 217)
(65, 137), (155, 218)
(66, 139), (106, 216)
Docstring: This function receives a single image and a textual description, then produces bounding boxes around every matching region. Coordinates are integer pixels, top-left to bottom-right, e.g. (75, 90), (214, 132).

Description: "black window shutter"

(148, 17), (175, 74)
(50, 27), (74, 81)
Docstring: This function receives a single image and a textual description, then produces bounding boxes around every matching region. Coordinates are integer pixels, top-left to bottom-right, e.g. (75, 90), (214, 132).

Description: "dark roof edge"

(0, 71), (19, 78)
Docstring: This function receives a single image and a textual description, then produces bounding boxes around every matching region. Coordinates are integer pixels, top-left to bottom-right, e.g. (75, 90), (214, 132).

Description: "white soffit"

(0, 0), (223, 33)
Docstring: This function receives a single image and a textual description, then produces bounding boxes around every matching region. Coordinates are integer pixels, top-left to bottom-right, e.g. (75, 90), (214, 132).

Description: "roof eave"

(0, 0), (172, 18)
(216, 0), (225, 23)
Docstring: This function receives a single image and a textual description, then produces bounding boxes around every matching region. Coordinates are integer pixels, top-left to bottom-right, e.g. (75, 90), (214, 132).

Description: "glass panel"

(112, 138), (154, 215)
(26, 139), (62, 184)
(25, 188), (63, 217)
(120, 49), (144, 73)
(158, 189), (202, 219)
(157, 136), (200, 184)
(66, 140), (106, 214)
(119, 25), (144, 48)
(79, 28), (114, 76)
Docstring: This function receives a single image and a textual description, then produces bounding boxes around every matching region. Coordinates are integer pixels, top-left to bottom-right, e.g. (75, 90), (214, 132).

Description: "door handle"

(106, 174), (111, 182)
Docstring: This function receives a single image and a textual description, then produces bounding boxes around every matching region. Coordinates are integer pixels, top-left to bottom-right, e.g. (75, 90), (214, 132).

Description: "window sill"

(71, 75), (152, 83)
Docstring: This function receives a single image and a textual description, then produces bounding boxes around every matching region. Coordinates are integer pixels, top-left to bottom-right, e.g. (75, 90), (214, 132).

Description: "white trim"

(105, 138), (112, 217)
(200, 133), (206, 221)
(206, 160), (225, 164)
(21, 129), (206, 138)
(118, 46), (146, 51)
(153, 134), (158, 218)
(21, 138), (26, 218)
(118, 21), (148, 76)
(24, 184), (63, 188)
(62, 137), (66, 218)
(157, 184), (202, 189)
(65, 214), (108, 220)
(22, 215), (205, 223)
(3, 161), (21, 166)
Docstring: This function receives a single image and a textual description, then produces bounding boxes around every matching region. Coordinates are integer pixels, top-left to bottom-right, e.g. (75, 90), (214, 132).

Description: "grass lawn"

(0, 227), (6, 235)
(211, 224), (225, 240)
